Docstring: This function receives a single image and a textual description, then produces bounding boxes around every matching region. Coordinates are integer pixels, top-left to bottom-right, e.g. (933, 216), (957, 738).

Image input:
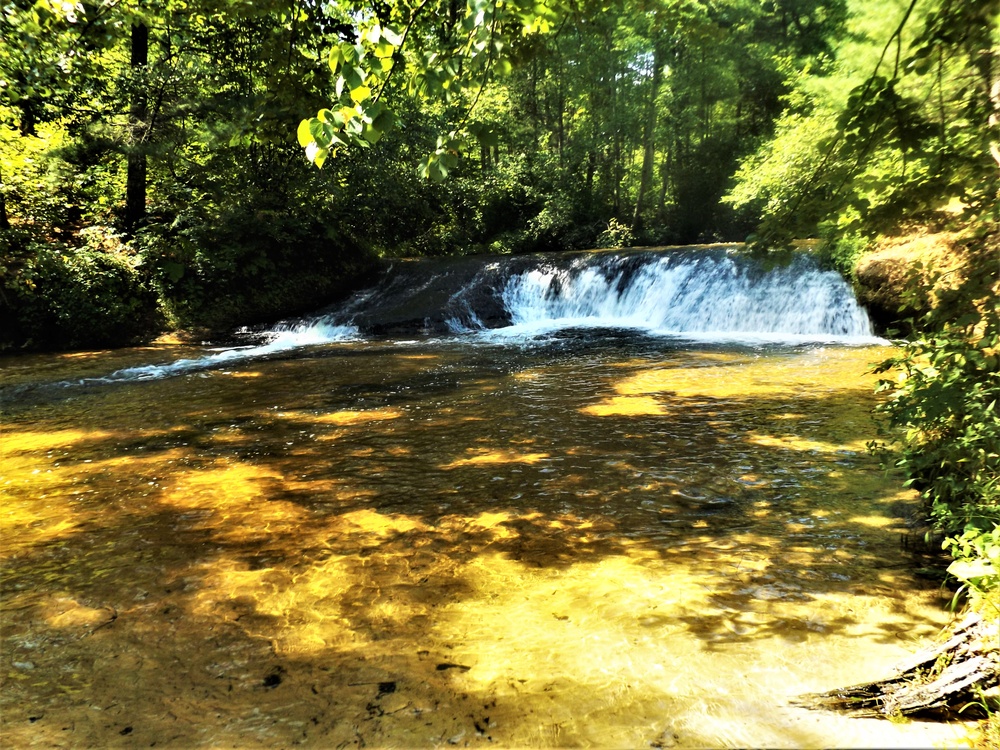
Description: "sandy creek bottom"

(0, 334), (976, 748)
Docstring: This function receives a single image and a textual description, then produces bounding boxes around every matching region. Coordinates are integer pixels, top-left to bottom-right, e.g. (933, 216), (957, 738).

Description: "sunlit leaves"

(417, 132), (464, 181)
(301, 0), (570, 172)
(0, 0), (96, 129)
(733, 0), (1000, 247)
(300, 20), (403, 167)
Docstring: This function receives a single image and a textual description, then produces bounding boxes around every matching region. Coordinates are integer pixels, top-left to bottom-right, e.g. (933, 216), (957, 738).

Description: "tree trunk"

(19, 101), (36, 137)
(656, 146), (671, 223)
(125, 20), (149, 234)
(585, 150), (596, 212)
(989, 51), (1000, 170)
(631, 43), (663, 235)
(0, 166), (9, 231)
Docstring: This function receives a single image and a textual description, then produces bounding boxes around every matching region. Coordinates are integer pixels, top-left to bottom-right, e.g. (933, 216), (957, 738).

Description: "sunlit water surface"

(0, 334), (974, 748)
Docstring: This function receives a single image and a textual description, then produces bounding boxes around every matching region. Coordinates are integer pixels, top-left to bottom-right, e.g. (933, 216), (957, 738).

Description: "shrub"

(871, 227), (999, 594)
(596, 218), (634, 248)
(1, 230), (163, 350)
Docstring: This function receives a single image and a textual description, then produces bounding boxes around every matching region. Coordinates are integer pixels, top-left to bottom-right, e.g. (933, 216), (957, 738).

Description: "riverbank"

(846, 220), (1000, 741)
(851, 228), (966, 333)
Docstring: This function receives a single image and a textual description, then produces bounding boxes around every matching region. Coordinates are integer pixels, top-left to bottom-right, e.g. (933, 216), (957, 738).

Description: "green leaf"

(329, 46), (343, 73)
(369, 56), (393, 76)
(339, 42), (361, 66)
(408, 72), (426, 96)
(381, 25), (403, 46)
(350, 84), (372, 104)
(296, 118), (314, 147)
(365, 100), (385, 121)
(345, 116), (363, 136)
(309, 118), (332, 148)
(324, 109), (346, 128)
(372, 110), (394, 134)
(361, 123), (383, 145)
(343, 66), (366, 91)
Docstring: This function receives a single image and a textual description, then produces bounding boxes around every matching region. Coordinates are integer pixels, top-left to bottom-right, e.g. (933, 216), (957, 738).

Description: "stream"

(0, 248), (975, 748)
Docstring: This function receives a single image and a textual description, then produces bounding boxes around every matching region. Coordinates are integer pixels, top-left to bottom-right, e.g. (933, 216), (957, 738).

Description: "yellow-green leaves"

(350, 84), (371, 104)
(298, 108), (350, 168)
(301, 24), (402, 167)
(417, 132), (466, 181)
(301, 0), (570, 171)
(296, 118), (313, 149)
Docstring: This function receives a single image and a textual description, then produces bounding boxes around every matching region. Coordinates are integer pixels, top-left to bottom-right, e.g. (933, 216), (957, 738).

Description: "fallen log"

(795, 612), (1000, 718)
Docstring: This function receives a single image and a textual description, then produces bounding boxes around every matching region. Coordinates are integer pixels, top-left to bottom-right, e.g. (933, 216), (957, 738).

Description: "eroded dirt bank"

(852, 227), (997, 333)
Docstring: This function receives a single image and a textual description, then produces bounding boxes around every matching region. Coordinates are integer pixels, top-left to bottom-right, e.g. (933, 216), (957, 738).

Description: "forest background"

(1, 0), (999, 713)
(3, 0), (993, 344)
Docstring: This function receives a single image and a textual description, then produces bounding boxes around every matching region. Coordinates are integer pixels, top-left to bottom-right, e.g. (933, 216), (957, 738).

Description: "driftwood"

(796, 612), (1000, 718)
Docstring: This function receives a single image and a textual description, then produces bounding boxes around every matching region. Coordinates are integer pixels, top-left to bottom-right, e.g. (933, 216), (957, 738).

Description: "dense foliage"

(871, 229), (1000, 597)
(3, 0), (857, 348)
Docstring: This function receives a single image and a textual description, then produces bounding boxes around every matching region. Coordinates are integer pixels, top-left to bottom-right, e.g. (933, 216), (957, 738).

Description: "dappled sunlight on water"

(0, 339), (974, 747)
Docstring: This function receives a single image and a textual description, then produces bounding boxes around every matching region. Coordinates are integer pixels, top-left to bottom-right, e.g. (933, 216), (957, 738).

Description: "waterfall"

(489, 250), (877, 343)
(88, 247), (881, 383)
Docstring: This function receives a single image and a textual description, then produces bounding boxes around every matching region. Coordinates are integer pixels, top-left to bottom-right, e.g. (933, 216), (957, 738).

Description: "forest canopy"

(0, 0), (997, 342)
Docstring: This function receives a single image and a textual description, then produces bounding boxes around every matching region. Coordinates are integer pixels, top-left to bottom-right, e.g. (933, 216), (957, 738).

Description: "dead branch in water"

(795, 612), (1000, 718)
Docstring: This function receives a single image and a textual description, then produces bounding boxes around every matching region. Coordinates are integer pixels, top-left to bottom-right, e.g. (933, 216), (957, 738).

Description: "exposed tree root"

(795, 612), (1000, 718)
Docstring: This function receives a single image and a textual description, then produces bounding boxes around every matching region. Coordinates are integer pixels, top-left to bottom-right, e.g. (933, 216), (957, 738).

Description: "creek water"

(0, 248), (975, 748)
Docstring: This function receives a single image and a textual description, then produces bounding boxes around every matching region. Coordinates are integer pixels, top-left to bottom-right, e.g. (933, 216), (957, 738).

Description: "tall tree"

(631, 38), (664, 234)
(125, 17), (149, 233)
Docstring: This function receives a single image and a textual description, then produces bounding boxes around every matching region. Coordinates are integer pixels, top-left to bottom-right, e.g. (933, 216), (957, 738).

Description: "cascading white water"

(67, 248), (882, 384)
(94, 321), (359, 382)
(493, 251), (880, 344)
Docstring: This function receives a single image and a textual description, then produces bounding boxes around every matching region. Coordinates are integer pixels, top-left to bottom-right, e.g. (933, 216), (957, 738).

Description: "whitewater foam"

(91, 321), (359, 382)
(488, 252), (884, 345)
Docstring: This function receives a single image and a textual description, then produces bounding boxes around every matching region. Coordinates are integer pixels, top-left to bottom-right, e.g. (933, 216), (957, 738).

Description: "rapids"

(0, 248), (972, 748)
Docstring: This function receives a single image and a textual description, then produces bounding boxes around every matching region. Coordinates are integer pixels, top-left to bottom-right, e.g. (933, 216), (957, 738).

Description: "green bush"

(596, 218), (635, 249)
(871, 231), (1000, 593)
(1, 231), (163, 350)
(816, 227), (870, 278)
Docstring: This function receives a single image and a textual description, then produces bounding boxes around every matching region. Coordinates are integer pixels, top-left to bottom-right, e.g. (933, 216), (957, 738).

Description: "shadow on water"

(0, 339), (967, 748)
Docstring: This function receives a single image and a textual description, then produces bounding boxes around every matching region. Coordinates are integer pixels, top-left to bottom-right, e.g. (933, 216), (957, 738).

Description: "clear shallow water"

(0, 334), (972, 748)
